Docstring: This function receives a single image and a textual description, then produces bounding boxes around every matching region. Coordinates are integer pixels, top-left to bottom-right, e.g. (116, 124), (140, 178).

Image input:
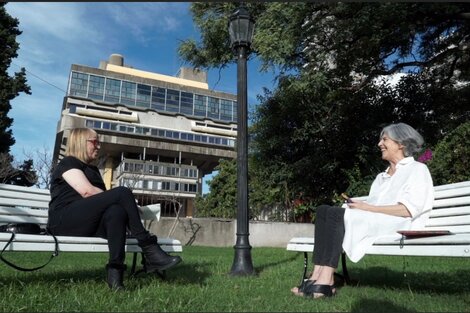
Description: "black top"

(49, 156), (106, 211)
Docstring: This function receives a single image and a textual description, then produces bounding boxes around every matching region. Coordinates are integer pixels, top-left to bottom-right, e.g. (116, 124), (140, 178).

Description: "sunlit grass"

(0, 246), (468, 312)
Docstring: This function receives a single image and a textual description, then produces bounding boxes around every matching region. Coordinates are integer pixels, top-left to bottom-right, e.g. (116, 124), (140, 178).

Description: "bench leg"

(131, 252), (138, 275)
(298, 252), (309, 287)
(340, 251), (351, 285)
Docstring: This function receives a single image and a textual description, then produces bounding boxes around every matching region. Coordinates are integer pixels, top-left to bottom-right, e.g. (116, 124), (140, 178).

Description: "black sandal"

(298, 279), (316, 292)
(302, 283), (336, 298)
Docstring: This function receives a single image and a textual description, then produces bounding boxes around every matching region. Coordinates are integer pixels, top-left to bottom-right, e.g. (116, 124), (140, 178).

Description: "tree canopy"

(0, 2), (31, 154)
(0, 3), (35, 186)
(180, 2), (470, 218)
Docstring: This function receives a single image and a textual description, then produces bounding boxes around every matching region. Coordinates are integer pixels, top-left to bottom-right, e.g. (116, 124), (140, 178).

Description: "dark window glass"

(151, 87), (166, 110)
(220, 99), (232, 121)
(208, 97), (219, 119)
(194, 94), (207, 117)
(180, 92), (193, 115)
(70, 72), (88, 97)
(136, 84), (151, 108)
(104, 78), (121, 103)
(121, 81), (136, 106)
(233, 101), (238, 122)
(88, 75), (105, 101)
(166, 89), (180, 113)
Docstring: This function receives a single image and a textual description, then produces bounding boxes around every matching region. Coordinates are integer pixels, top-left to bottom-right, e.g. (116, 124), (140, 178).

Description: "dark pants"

(48, 186), (151, 266)
(313, 205), (345, 268)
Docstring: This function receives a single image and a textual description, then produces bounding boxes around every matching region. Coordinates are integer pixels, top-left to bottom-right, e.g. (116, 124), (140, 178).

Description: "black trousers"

(48, 186), (151, 266)
(313, 205), (346, 268)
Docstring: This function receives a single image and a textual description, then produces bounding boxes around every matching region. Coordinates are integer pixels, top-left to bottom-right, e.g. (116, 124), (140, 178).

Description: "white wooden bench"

(287, 181), (470, 284)
(0, 183), (182, 275)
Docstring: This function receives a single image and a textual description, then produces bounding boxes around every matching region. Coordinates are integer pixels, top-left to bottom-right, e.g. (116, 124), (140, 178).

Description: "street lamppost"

(228, 5), (256, 276)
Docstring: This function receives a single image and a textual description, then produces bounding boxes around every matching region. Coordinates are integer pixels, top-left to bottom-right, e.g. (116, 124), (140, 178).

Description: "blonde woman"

(48, 128), (181, 290)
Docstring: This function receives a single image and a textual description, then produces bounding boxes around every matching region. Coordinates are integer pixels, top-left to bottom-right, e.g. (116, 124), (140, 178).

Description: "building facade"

(52, 54), (237, 217)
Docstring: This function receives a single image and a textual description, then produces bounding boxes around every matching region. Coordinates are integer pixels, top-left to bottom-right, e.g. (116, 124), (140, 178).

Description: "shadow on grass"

(254, 253), (300, 275)
(0, 267), (104, 286)
(349, 299), (416, 313)
(348, 266), (470, 294)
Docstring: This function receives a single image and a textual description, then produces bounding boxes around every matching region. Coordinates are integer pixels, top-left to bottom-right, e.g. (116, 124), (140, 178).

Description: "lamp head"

(228, 6), (255, 50)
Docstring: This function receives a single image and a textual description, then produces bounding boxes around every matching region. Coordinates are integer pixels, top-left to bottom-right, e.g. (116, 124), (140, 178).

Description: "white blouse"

(342, 157), (434, 262)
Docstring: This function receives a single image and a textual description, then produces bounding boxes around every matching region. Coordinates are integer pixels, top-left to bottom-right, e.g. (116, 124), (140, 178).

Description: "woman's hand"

(346, 200), (370, 211)
(347, 199), (411, 217)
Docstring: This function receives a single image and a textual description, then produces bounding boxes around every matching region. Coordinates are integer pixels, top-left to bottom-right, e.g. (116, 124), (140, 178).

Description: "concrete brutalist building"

(52, 54), (237, 217)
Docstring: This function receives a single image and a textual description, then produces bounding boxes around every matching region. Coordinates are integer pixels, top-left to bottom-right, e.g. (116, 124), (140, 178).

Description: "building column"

(103, 157), (114, 190)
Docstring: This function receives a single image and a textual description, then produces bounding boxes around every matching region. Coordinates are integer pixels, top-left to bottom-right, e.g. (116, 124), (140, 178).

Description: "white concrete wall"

(150, 217), (314, 248)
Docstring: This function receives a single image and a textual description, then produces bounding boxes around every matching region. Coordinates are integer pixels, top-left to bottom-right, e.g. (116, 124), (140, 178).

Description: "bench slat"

(0, 216), (48, 225)
(0, 198), (49, 209)
(433, 195), (470, 208)
(366, 244), (470, 257)
(0, 189), (51, 202)
(426, 215), (470, 227)
(0, 184), (50, 195)
(429, 206), (470, 217)
(0, 206), (48, 217)
(434, 186), (470, 199)
(0, 233), (183, 253)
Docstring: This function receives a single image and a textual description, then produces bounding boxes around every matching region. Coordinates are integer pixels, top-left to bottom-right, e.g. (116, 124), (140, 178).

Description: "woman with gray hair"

(291, 122), (434, 299)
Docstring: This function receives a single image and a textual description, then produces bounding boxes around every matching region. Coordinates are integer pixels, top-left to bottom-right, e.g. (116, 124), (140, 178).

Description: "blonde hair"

(65, 128), (97, 163)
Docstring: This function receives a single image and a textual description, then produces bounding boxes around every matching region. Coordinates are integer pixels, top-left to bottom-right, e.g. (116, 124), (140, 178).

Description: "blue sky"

(5, 2), (279, 192)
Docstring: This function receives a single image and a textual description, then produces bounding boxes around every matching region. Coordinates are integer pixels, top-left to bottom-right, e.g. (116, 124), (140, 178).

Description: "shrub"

(427, 122), (470, 185)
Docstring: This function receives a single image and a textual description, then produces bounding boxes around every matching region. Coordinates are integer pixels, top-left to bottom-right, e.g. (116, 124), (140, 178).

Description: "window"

(88, 75), (105, 101)
(69, 72), (88, 97)
(233, 101), (238, 122)
(104, 78), (121, 103)
(121, 81), (136, 106)
(166, 89), (180, 113)
(220, 99), (232, 121)
(136, 84), (151, 108)
(194, 94), (207, 117)
(208, 97), (219, 119)
(180, 92), (193, 115)
(151, 87), (166, 111)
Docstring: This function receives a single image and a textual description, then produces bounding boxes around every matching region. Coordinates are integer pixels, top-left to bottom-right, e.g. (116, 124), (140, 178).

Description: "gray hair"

(380, 123), (424, 157)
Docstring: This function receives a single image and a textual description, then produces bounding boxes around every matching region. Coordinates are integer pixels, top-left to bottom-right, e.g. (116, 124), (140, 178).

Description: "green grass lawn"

(0, 246), (469, 312)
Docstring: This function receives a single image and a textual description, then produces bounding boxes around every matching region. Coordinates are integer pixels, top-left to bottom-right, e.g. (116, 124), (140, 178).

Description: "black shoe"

(106, 264), (126, 290)
(139, 235), (182, 273)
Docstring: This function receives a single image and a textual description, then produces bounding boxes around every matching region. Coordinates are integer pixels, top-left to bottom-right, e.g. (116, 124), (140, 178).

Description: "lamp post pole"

(229, 6), (255, 276)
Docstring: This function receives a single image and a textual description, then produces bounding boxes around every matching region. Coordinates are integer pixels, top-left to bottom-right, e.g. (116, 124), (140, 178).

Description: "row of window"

(69, 71), (238, 123)
(85, 119), (235, 148)
(119, 178), (198, 193)
(119, 161), (198, 179)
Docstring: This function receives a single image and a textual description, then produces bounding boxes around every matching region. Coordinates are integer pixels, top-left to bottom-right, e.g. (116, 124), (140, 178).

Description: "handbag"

(0, 223), (59, 271)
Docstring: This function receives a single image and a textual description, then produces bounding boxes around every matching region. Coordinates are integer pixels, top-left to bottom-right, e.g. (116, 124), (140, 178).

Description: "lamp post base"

(230, 237), (255, 276)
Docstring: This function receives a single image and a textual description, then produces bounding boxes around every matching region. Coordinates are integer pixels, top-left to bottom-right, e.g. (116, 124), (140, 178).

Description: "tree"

(194, 159), (237, 218)
(427, 122), (470, 185)
(0, 3), (33, 186)
(22, 146), (54, 188)
(0, 2), (31, 153)
(180, 3), (470, 216)
(0, 152), (37, 186)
